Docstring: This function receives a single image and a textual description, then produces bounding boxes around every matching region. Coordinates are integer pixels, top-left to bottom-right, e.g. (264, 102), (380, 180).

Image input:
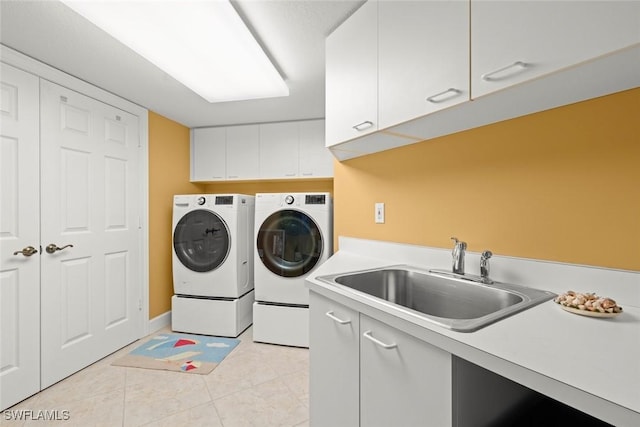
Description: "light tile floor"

(1, 327), (310, 427)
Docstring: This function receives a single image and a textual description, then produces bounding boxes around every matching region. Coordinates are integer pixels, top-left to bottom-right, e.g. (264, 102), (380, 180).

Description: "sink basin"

(316, 266), (555, 332)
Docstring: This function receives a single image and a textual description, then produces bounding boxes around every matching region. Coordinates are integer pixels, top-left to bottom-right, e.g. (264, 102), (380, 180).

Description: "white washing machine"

(253, 192), (332, 347)
(171, 194), (255, 337)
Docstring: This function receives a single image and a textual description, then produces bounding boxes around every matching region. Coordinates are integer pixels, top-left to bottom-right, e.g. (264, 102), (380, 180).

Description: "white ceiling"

(0, 0), (364, 128)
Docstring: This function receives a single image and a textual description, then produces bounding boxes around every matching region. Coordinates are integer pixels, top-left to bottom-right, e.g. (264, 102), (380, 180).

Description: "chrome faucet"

(450, 237), (467, 275)
(480, 250), (493, 282)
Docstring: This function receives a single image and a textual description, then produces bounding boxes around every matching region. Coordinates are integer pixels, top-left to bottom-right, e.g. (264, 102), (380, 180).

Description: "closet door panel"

(39, 80), (142, 388)
(0, 63), (41, 410)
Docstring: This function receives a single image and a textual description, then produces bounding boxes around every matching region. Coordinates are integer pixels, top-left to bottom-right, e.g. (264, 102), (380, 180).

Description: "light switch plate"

(375, 202), (385, 224)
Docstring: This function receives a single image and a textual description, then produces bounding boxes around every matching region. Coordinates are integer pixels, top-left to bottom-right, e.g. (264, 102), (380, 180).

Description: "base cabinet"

(309, 292), (359, 426)
(309, 292), (451, 426)
(361, 315), (452, 427)
(309, 291), (615, 427)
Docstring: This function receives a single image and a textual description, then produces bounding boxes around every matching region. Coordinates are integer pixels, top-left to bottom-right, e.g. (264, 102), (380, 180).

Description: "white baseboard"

(147, 311), (171, 335)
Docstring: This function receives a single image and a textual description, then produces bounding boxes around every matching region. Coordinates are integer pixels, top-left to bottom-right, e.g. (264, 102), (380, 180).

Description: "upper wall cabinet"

(260, 119), (334, 179)
(191, 124), (260, 181)
(326, 0), (470, 148)
(471, 0), (640, 98)
(325, 0), (378, 145)
(378, 0), (469, 130)
(226, 124), (260, 180)
(299, 120), (334, 178)
(326, 0), (640, 160)
(191, 119), (333, 182)
(260, 122), (299, 178)
(191, 127), (226, 181)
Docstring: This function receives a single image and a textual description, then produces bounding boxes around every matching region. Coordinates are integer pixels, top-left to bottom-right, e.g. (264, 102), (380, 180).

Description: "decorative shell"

(554, 290), (623, 314)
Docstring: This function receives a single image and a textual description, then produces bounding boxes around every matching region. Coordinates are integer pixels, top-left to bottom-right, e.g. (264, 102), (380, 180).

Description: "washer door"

(173, 209), (230, 272)
(257, 210), (323, 278)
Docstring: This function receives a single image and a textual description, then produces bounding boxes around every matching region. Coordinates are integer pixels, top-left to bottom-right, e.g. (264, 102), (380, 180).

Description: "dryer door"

(173, 209), (230, 272)
(257, 209), (323, 278)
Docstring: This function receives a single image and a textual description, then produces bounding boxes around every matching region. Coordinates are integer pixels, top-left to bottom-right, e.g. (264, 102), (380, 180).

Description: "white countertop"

(306, 238), (640, 427)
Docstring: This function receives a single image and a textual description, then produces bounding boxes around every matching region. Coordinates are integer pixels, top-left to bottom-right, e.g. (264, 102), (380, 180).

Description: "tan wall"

(148, 112), (204, 318)
(201, 180), (333, 196)
(147, 112), (333, 319)
(148, 87), (638, 319)
(334, 88), (640, 271)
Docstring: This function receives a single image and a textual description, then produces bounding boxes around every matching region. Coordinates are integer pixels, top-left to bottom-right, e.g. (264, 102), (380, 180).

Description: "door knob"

(45, 244), (74, 254)
(13, 246), (39, 257)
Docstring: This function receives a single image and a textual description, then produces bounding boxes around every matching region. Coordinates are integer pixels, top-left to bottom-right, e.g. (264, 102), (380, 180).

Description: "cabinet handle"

(352, 121), (374, 131)
(426, 88), (462, 103)
(481, 61), (529, 81)
(326, 311), (351, 325)
(363, 330), (397, 349)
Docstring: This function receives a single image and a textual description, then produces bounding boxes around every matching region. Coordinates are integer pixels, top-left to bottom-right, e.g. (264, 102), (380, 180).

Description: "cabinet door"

(471, 0), (640, 98)
(309, 292), (359, 427)
(191, 127), (226, 181)
(360, 315), (452, 427)
(226, 124), (260, 180)
(298, 120), (334, 178)
(259, 121), (299, 178)
(325, 0), (378, 147)
(379, 0), (469, 129)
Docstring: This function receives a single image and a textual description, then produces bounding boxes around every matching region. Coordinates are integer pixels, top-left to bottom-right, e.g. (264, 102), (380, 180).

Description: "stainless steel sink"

(316, 266), (555, 332)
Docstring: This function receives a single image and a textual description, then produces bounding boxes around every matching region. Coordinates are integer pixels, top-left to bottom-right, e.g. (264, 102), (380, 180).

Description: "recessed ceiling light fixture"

(61, 0), (289, 103)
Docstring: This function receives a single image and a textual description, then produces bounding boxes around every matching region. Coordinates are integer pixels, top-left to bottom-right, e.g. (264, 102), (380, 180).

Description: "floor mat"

(112, 332), (240, 375)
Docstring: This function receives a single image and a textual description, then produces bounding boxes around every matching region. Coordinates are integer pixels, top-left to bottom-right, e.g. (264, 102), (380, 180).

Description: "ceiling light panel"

(61, 0), (289, 103)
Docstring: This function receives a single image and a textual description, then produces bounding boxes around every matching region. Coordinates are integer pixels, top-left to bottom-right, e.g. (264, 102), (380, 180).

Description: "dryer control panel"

(306, 194), (327, 205)
(215, 195), (234, 205)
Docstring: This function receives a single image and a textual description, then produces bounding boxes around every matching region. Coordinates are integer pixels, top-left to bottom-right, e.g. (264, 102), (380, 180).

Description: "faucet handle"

(480, 250), (493, 280)
(450, 237), (467, 275)
(451, 236), (466, 249)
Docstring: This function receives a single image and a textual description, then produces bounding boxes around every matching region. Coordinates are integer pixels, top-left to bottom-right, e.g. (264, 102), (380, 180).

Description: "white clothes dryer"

(172, 194), (254, 298)
(253, 192), (332, 347)
(172, 194), (255, 337)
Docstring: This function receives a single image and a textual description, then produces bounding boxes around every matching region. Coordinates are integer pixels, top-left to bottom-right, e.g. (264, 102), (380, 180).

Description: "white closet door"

(39, 80), (142, 388)
(0, 63), (41, 410)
